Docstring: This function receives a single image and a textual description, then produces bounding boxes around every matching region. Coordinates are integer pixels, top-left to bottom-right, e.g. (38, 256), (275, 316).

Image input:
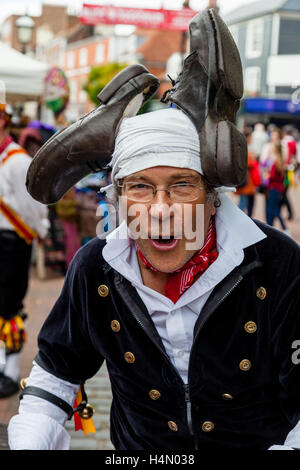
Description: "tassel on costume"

(73, 385), (96, 436)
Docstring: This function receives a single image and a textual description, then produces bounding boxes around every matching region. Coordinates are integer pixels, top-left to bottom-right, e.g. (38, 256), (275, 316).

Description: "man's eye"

(174, 181), (190, 186)
(127, 183), (149, 190)
(132, 184), (148, 189)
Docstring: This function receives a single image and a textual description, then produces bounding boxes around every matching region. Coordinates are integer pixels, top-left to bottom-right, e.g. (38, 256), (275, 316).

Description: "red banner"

(80, 4), (197, 31)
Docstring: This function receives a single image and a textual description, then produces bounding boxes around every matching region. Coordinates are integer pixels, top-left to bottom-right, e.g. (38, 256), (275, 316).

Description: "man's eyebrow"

(124, 175), (149, 181)
(125, 173), (200, 182)
(170, 173), (199, 180)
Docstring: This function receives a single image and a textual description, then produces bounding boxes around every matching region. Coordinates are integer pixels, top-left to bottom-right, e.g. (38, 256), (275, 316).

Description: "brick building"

(0, 4), (78, 54)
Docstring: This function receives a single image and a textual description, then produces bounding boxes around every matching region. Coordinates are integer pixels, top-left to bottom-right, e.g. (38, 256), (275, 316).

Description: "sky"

(0, 0), (256, 24)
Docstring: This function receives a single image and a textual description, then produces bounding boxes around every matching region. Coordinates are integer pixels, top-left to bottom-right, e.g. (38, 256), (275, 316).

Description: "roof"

(224, 0), (299, 25)
(0, 42), (49, 100)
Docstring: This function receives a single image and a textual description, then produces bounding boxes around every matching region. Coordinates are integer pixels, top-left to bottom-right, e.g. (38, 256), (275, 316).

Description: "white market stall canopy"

(0, 42), (50, 103)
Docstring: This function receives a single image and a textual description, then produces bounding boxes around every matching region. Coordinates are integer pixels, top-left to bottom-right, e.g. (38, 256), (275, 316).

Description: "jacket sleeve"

(8, 362), (79, 450)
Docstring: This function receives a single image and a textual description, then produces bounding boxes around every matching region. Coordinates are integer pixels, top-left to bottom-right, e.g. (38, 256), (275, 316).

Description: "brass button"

(98, 284), (109, 297)
(222, 393), (233, 401)
(202, 421), (215, 432)
(256, 287), (266, 300)
(149, 389), (161, 400)
(111, 320), (120, 332)
(168, 421), (178, 432)
(244, 321), (257, 334)
(239, 359), (252, 371)
(124, 352), (135, 364)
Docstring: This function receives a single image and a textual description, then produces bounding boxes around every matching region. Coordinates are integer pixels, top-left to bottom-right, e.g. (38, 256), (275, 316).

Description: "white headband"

(101, 107), (235, 196)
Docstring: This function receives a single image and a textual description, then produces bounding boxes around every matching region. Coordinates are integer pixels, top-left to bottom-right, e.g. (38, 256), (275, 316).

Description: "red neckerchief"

(0, 135), (13, 155)
(137, 215), (218, 303)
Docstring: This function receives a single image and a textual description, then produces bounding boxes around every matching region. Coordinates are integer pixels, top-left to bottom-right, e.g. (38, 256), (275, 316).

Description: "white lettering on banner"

(118, 10), (165, 25)
(291, 340), (300, 365)
(107, 8), (117, 21)
(80, 4), (196, 30)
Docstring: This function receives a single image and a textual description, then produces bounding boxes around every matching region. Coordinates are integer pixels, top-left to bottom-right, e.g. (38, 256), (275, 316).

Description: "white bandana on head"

(101, 107), (235, 198)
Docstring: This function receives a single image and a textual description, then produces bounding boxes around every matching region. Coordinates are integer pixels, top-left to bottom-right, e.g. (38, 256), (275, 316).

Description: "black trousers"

(0, 230), (32, 320)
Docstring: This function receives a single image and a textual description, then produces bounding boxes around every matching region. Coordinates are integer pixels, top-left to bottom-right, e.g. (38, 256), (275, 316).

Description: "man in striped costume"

(0, 104), (49, 398)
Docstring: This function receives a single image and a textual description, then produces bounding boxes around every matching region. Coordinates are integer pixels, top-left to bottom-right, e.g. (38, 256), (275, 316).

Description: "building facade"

(225, 0), (300, 127)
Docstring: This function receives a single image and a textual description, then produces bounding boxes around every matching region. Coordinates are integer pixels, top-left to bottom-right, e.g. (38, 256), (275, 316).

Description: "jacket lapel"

(192, 245), (263, 343)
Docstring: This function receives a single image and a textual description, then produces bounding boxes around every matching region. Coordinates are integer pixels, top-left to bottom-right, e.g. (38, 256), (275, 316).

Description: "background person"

(265, 142), (289, 234)
(236, 128), (260, 217)
(0, 103), (49, 398)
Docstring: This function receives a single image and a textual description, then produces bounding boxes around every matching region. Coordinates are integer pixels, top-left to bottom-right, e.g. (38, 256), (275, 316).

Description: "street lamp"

(16, 14), (34, 54)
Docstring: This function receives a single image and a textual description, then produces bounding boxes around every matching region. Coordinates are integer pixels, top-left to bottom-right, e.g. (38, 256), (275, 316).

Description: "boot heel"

(200, 116), (247, 187)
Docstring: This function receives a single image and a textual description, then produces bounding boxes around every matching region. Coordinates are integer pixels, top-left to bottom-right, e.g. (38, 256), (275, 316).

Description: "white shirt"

(0, 141), (49, 238)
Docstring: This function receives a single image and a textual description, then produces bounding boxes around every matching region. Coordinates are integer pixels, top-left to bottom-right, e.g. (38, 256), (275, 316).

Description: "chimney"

(206, 0), (220, 13)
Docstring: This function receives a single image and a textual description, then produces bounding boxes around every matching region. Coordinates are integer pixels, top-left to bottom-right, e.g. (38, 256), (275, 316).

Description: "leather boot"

(26, 64), (159, 204)
(162, 8), (247, 188)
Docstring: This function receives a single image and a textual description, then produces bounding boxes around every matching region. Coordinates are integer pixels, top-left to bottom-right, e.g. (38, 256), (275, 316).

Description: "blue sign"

(245, 98), (300, 115)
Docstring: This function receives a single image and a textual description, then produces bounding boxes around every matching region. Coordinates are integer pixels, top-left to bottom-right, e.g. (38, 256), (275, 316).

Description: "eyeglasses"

(118, 181), (205, 202)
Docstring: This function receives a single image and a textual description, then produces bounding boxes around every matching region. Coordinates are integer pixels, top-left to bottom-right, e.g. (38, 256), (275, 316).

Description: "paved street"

(0, 187), (300, 450)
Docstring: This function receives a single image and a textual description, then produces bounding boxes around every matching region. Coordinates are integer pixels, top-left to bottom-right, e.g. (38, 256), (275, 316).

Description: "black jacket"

(36, 220), (300, 450)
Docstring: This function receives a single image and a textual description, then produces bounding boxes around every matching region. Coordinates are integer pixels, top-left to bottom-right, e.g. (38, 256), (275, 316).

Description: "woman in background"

(266, 142), (289, 234)
(236, 128), (260, 217)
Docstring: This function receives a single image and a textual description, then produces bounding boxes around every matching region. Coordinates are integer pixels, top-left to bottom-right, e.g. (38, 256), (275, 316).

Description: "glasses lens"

(125, 183), (153, 201)
(169, 184), (200, 202)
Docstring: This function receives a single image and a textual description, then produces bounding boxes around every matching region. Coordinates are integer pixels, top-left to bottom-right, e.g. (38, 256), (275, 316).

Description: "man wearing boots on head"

(8, 10), (300, 450)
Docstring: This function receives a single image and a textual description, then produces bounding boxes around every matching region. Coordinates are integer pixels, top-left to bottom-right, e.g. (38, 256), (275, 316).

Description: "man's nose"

(149, 189), (171, 216)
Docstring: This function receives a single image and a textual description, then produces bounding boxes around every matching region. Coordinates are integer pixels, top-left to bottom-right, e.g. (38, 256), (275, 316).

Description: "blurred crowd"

(236, 123), (300, 236)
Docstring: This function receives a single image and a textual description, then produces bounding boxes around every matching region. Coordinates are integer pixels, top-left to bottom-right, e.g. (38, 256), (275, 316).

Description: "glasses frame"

(117, 181), (206, 203)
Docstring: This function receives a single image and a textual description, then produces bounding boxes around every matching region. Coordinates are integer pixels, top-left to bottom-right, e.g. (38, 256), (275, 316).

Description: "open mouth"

(149, 236), (179, 251)
(152, 235), (175, 244)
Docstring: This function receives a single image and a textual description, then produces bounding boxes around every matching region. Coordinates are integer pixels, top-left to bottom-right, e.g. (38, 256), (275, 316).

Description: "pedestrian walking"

(280, 125), (297, 220)
(236, 128), (260, 217)
(8, 9), (300, 451)
(0, 104), (49, 398)
(266, 142), (288, 233)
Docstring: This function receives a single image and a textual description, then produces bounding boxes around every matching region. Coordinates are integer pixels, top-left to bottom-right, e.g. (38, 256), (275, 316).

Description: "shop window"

(246, 19), (264, 59)
(67, 51), (75, 69)
(95, 43), (105, 64)
(79, 48), (88, 67)
(244, 66), (261, 94)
